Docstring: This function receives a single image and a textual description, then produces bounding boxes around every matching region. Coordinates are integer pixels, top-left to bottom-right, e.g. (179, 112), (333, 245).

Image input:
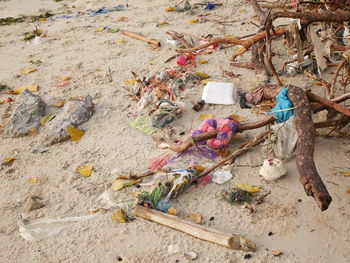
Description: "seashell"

(184, 250), (198, 261)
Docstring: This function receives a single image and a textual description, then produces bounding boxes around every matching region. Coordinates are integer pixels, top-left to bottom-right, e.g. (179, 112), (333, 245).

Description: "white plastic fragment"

(212, 170), (232, 184)
(18, 213), (101, 241)
(167, 244), (180, 254)
(202, 82), (237, 105)
(259, 158), (287, 181)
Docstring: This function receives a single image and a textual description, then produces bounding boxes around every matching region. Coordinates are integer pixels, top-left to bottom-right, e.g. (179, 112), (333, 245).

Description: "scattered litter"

(22, 195), (45, 212)
(3, 157), (16, 164)
(186, 19), (198, 24)
(54, 101), (65, 108)
(76, 164), (93, 177)
(167, 207), (177, 216)
(202, 82), (237, 105)
(268, 88), (294, 123)
(186, 213), (202, 224)
(167, 244), (180, 254)
(198, 114), (213, 121)
(235, 184), (259, 193)
(204, 3), (216, 11)
(259, 158), (287, 181)
(66, 127), (84, 141)
(212, 170), (232, 184)
(128, 116), (157, 134)
(18, 213), (101, 241)
(271, 117), (297, 160)
(192, 117), (238, 149)
(40, 114), (56, 126)
(184, 250), (198, 260)
(192, 100), (205, 112)
(13, 84), (39, 94)
(112, 179), (140, 191)
(111, 209), (127, 223)
(272, 250), (283, 257)
(27, 177), (38, 184)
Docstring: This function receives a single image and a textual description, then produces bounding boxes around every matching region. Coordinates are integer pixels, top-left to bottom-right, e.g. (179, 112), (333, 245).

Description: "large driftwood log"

(288, 86), (332, 211)
(135, 205), (256, 251)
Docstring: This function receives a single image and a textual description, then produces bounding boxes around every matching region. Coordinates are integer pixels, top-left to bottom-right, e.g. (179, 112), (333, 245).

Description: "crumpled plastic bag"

(271, 117), (297, 160)
(18, 214), (101, 241)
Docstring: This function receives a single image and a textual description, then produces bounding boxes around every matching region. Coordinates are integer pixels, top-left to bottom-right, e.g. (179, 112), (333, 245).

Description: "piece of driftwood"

(314, 116), (350, 129)
(311, 92), (350, 113)
(122, 31), (160, 47)
(307, 91), (350, 118)
(287, 86), (332, 211)
(135, 205), (256, 251)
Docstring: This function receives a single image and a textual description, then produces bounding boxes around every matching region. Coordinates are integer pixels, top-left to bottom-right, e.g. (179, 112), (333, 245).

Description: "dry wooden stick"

(314, 116), (350, 129)
(311, 92), (350, 113)
(198, 129), (271, 178)
(332, 59), (346, 95)
(155, 116), (276, 152)
(304, 70), (332, 98)
(135, 205), (256, 251)
(288, 86), (332, 211)
(122, 31), (160, 47)
(307, 91), (350, 118)
(175, 27), (287, 54)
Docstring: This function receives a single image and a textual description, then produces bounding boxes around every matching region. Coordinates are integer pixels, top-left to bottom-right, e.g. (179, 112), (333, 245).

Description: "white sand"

(0, 0), (350, 262)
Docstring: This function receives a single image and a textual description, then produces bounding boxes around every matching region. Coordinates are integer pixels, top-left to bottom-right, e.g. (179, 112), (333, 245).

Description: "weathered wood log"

(307, 91), (350, 117)
(314, 116), (350, 129)
(135, 205), (256, 251)
(288, 86), (332, 211)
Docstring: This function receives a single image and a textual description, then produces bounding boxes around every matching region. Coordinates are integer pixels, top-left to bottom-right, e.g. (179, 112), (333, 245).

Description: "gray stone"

(5, 90), (46, 137)
(44, 95), (94, 145)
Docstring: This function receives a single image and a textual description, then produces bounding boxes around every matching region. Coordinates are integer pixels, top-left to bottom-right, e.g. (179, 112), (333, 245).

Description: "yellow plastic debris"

(187, 213), (202, 224)
(3, 157), (16, 164)
(95, 27), (105, 32)
(123, 79), (137, 85)
(66, 126), (84, 141)
(27, 177), (39, 184)
(28, 128), (39, 137)
(19, 68), (37, 75)
(76, 165), (93, 178)
(194, 72), (210, 79)
(13, 84), (39, 94)
(230, 114), (245, 123)
(167, 207), (177, 216)
(158, 21), (169, 26)
(62, 76), (71, 81)
(235, 184), (259, 193)
(187, 19), (198, 24)
(165, 7), (174, 12)
(111, 179), (138, 191)
(54, 101), (65, 108)
(118, 16), (127, 21)
(111, 209), (127, 223)
(343, 171), (350, 177)
(198, 114), (213, 121)
(199, 60), (208, 64)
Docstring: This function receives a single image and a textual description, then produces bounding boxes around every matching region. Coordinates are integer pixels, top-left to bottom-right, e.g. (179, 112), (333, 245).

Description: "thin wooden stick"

(122, 31), (160, 47)
(307, 91), (350, 118)
(198, 130), (271, 178)
(135, 205), (256, 251)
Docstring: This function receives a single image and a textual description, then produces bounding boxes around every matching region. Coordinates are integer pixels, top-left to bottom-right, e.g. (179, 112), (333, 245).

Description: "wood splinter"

(135, 205), (256, 252)
(122, 31), (160, 48)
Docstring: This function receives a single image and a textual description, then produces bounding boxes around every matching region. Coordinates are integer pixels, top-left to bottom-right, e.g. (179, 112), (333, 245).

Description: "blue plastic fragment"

(204, 3), (216, 10)
(156, 199), (171, 212)
(268, 88), (294, 123)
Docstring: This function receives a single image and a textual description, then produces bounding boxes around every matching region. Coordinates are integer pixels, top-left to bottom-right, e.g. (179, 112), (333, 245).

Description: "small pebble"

(117, 256), (123, 261)
(244, 254), (251, 259)
(209, 216), (214, 221)
(268, 232), (273, 236)
(298, 199), (302, 202)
